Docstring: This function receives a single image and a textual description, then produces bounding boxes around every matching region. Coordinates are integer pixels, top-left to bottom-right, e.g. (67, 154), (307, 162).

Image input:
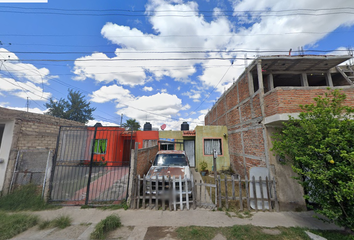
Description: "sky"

(0, 0), (354, 130)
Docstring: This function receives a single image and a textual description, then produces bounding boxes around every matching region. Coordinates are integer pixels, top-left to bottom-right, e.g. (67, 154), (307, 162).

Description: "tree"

(122, 118), (141, 131)
(272, 89), (354, 232)
(45, 89), (96, 124)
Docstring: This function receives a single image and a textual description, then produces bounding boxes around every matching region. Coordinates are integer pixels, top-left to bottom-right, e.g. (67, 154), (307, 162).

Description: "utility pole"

(26, 97), (29, 112)
(120, 114), (123, 127)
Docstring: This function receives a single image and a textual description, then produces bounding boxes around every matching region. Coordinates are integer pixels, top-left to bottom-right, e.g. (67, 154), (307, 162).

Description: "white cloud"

(182, 90), (201, 101)
(89, 85), (133, 103)
(0, 77), (51, 101)
(160, 88), (167, 93)
(181, 103), (191, 110)
(143, 86), (153, 91)
(86, 119), (119, 127)
(0, 48), (58, 85)
(0, 48), (54, 101)
(0, 103), (45, 114)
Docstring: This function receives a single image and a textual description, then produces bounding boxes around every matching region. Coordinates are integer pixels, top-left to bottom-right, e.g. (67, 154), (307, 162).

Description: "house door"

(184, 140), (195, 167)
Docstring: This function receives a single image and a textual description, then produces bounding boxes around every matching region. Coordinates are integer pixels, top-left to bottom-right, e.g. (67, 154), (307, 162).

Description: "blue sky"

(1, 0), (354, 130)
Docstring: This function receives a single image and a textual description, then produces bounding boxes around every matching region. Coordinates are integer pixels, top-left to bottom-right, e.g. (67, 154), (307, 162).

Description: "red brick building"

(205, 55), (354, 210)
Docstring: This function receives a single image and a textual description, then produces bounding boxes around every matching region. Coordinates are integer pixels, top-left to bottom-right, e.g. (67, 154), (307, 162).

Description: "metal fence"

(9, 149), (52, 197)
(130, 174), (279, 211)
(49, 126), (133, 205)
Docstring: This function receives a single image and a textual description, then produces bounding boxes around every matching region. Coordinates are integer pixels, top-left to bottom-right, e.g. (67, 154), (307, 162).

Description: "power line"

(0, 49), (352, 55)
(0, 8), (353, 17)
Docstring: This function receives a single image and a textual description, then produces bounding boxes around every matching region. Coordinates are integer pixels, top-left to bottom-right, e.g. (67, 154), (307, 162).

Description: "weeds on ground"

(0, 211), (39, 240)
(177, 225), (354, 240)
(90, 214), (121, 239)
(38, 215), (72, 229)
(81, 200), (129, 210)
(0, 184), (58, 211)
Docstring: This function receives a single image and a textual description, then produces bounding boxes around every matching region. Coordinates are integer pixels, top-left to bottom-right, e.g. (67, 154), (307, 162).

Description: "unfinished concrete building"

(205, 55), (354, 210)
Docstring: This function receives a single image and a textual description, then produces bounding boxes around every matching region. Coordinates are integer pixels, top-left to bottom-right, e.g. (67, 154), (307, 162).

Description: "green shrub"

(39, 215), (72, 229)
(272, 89), (354, 232)
(90, 214), (121, 239)
(0, 184), (57, 211)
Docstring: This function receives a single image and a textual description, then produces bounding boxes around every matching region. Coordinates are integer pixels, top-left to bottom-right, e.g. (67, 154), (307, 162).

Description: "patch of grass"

(0, 184), (59, 212)
(38, 215), (72, 229)
(177, 225), (353, 240)
(0, 211), (39, 240)
(90, 214), (121, 239)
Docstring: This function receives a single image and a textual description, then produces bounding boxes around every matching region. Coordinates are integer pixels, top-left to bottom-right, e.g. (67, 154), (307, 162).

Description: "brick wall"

(136, 145), (158, 177)
(205, 74), (266, 178)
(264, 87), (354, 117)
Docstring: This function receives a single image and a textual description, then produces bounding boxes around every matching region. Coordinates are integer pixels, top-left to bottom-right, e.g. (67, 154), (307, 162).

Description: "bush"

(272, 89), (354, 232)
(90, 214), (121, 239)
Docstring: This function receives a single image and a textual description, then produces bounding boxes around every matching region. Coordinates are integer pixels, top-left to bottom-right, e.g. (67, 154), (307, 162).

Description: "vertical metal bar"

(193, 180), (196, 209)
(173, 176), (176, 211)
(149, 178), (152, 208)
(41, 150), (51, 198)
(48, 126), (62, 200)
(9, 150), (20, 193)
(179, 175), (183, 210)
(260, 176), (265, 211)
(155, 174), (159, 210)
(125, 131), (133, 200)
(162, 175), (165, 211)
(169, 175), (172, 211)
(85, 126), (98, 205)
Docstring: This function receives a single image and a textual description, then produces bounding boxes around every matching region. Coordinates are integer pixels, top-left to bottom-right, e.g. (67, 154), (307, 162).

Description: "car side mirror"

(149, 160), (152, 164)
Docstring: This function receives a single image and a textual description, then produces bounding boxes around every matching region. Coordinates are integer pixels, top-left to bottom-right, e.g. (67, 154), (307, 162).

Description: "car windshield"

(153, 154), (188, 166)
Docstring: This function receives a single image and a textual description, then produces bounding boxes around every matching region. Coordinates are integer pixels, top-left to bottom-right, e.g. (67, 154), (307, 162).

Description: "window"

(160, 143), (175, 150)
(204, 139), (222, 155)
(93, 139), (107, 154)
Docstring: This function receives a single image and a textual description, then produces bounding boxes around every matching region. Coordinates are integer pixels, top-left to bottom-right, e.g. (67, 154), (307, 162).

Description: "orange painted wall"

(88, 127), (125, 166)
(135, 131), (159, 149)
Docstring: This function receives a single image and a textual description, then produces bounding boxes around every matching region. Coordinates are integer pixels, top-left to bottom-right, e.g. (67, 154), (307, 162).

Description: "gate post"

(85, 126), (98, 205)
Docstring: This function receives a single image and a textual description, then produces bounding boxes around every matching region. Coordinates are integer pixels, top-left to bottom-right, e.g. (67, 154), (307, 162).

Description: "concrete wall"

(0, 107), (83, 195)
(195, 125), (230, 172)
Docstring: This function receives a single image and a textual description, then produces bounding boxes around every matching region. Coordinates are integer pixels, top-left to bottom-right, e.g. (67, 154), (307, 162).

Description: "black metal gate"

(49, 126), (134, 205)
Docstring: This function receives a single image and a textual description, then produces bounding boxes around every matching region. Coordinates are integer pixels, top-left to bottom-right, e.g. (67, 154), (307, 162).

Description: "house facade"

(159, 125), (230, 171)
(0, 107), (84, 195)
(205, 55), (354, 210)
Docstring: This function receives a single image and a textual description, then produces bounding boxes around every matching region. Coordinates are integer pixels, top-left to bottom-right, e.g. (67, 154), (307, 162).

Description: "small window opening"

(273, 74), (302, 88)
(332, 73), (351, 86)
(307, 74), (327, 86)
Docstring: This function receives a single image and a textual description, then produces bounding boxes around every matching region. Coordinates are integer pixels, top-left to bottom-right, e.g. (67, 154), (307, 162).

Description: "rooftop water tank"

(181, 122), (189, 131)
(143, 122), (152, 131)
